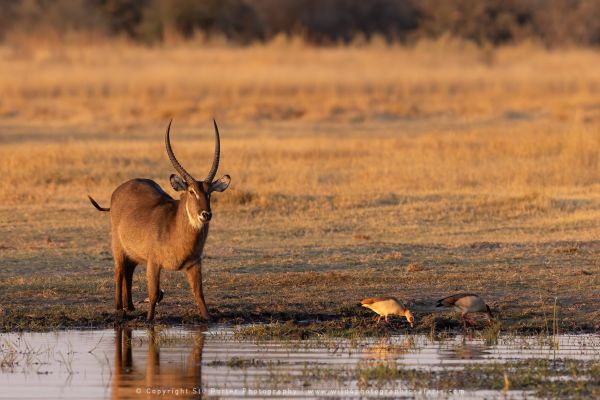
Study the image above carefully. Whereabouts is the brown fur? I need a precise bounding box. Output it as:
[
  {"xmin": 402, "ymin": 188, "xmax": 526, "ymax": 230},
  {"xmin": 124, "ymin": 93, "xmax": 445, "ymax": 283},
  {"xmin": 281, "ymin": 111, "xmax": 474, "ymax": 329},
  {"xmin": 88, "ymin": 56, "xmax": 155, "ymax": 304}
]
[
  {"xmin": 113, "ymin": 326, "xmax": 204, "ymax": 398},
  {"xmin": 89, "ymin": 121, "xmax": 230, "ymax": 321}
]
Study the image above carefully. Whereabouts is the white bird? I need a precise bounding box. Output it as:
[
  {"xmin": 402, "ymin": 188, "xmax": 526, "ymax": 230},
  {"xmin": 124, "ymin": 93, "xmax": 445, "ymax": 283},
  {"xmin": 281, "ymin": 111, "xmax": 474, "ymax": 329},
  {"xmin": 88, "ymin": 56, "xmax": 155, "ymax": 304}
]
[
  {"xmin": 436, "ymin": 293, "xmax": 494, "ymax": 327},
  {"xmin": 360, "ymin": 297, "xmax": 414, "ymax": 327}
]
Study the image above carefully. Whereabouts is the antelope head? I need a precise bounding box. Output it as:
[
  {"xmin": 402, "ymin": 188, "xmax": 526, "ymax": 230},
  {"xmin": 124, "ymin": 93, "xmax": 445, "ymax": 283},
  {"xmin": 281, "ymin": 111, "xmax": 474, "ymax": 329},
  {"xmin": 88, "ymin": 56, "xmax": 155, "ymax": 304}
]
[{"xmin": 165, "ymin": 120, "xmax": 231, "ymax": 229}]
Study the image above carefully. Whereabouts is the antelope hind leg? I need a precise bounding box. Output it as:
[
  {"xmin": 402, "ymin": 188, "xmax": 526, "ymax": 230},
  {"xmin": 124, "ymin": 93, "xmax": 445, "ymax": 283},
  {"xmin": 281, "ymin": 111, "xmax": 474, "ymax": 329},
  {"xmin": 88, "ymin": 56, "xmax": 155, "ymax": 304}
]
[
  {"xmin": 112, "ymin": 247, "xmax": 127, "ymax": 317},
  {"xmin": 123, "ymin": 259, "xmax": 137, "ymax": 312}
]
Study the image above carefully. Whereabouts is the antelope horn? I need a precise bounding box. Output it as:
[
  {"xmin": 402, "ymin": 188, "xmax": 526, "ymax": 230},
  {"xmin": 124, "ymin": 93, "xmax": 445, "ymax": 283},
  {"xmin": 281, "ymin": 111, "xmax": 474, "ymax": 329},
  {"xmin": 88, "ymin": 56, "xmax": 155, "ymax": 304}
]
[
  {"xmin": 205, "ymin": 119, "xmax": 220, "ymax": 182},
  {"xmin": 165, "ymin": 119, "xmax": 194, "ymax": 183}
]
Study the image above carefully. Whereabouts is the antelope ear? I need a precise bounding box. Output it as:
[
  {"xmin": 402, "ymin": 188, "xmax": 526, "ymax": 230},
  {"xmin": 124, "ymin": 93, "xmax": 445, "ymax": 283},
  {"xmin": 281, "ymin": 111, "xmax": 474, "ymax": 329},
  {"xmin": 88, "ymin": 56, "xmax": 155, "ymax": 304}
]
[
  {"xmin": 170, "ymin": 174, "xmax": 188, "ymax": 191},
  {"xmin": 211, "ymin": 175, "xmax": 231, "ymax": 192}
]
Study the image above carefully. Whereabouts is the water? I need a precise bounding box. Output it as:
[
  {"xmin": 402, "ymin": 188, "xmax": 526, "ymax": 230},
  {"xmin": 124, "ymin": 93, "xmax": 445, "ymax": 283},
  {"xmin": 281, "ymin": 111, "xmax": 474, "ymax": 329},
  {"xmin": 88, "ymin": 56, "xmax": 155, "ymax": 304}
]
[{"xmin": 1, "ymin": 327, "xmax": 599, "ymax": 399}]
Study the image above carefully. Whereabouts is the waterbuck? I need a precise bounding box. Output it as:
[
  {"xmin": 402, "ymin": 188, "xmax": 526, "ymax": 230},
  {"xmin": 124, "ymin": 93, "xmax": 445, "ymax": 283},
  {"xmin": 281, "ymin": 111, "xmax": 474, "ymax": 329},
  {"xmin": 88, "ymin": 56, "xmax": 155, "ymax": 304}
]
[{"xmin": 88, "ymin": 120, "xmax": 230, "ymax": 321}]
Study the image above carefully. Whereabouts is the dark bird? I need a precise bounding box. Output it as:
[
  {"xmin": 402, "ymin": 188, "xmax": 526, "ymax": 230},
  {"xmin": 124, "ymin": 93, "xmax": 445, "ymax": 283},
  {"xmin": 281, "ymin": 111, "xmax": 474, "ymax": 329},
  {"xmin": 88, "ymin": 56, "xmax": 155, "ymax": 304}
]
[{"xmin": 436, "ymin": 293, "xmax": 494, "ymax": 328}]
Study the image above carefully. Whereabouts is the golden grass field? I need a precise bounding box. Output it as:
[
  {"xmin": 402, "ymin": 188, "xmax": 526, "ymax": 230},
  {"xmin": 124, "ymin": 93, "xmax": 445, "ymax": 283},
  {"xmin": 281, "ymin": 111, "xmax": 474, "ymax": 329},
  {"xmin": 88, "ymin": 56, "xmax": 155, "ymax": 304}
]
[{"xmin": 1, "ymin": 39, "xmax": 600, "ymax": 332}]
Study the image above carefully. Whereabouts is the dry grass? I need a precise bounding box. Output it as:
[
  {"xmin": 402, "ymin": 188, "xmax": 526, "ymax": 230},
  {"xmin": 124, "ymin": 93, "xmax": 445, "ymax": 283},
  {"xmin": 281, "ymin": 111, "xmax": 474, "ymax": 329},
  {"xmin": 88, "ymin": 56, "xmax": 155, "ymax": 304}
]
[
  {"xmin": 1, "ymin": 38, "xmax": 600, "ymax": 126},
  {"xmin": 1, "ymin": 39, "xmax": 600, "ymax": 332}
]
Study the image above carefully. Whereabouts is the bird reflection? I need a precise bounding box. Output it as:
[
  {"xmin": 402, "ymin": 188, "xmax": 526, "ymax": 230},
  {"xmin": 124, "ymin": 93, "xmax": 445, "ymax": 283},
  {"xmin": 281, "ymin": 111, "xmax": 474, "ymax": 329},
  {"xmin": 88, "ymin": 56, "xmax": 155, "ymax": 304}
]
[
  {"xmin": 112, "ymin": 326, "xmax": 205, "ymax": 399},
  {"xmin": 439, "ymin": 338, "xmax": 490, "ymax": 360},
  {"xmin": 364, "ymin": 337, "xmax": 416, "ymax": 360}
]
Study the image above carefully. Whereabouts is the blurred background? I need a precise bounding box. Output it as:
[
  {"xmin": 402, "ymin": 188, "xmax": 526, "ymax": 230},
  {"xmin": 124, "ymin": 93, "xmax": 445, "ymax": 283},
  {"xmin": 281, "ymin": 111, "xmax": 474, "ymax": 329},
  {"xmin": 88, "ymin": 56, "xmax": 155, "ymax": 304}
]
[
  {"xmin": 1, "ymin": 0, "xmax": 600, "ymax": 331},
  {"xmin": 2, "ymin": 0, "xmax": 600, "ymax": 47},
  {"xmin": 1, "ymin": 0, "xmax": 599, "ymax": 218}
]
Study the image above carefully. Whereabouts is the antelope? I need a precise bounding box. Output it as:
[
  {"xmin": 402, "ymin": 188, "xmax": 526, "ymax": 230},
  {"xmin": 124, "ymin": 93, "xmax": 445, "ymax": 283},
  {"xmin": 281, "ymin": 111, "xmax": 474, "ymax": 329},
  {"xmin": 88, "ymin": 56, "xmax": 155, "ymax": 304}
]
[{"xmin": 88, "ymin": 120, "xmax": 230, "ymax": 321}]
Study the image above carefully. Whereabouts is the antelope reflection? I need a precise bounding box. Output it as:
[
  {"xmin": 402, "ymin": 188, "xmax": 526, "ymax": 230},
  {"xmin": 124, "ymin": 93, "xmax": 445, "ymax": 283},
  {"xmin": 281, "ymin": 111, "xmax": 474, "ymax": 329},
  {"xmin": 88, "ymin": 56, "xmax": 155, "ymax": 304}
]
[{"xmin": 112, "ymin": 326, "xmax": 205, "ymax": 399}]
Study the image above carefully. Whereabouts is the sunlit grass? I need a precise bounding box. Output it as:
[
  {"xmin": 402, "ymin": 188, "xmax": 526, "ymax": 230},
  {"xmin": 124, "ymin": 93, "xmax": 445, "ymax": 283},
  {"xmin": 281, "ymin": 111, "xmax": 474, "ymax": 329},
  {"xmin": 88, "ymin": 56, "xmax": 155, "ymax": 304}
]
[{"xmin": 1, "ymin": 40, "xmax": 600, "ymax": 332}]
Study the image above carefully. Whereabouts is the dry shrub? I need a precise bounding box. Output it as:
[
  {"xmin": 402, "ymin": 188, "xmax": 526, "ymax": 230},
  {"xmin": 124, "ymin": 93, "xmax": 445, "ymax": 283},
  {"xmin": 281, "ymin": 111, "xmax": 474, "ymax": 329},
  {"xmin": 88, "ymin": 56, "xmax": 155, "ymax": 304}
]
[
  {"xmin": 353, "ymin": 234, "xmax": 371, "ymax": 241},
  {"xmin": 406, "ymin": 263, "xmax": 424, "ymax": 273},
  {"xmin": 382, "ymin": 252, "xmax": 403, "ymax": 261}
]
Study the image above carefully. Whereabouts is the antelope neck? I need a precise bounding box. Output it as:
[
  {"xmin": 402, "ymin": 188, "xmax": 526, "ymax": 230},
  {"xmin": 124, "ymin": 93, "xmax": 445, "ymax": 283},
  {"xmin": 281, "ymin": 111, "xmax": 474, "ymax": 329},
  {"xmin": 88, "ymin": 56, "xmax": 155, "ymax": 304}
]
[{"xmin": 184, "ymin": 197, "xmax": 202, "ymax": 230}]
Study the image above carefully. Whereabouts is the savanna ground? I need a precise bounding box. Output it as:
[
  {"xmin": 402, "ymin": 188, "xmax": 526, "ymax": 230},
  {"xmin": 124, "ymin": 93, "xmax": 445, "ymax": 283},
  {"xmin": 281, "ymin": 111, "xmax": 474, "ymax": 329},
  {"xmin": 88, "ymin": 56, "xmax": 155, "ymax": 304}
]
[{"xmin": 1, "ymin": 38, "xmax": 600, "ymax": 333}]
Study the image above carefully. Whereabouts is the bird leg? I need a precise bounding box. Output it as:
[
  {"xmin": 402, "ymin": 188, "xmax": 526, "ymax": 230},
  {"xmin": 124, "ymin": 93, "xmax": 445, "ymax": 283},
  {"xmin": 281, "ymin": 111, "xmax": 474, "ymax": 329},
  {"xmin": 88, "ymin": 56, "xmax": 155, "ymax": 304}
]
[
  {"xmin": 375, "ymin": 315, "xmax": 382, "ymax": 325},
  {"xmin": 464, "ymin": 315, "xmax": 477, "ymax": 326},
  {"xmin": 461, "ymin": 314, "xmax": 467, "ymax": 330},
  {"xmin": 384, "ymin": 316, "xmax": 389, "ymax": 324}
]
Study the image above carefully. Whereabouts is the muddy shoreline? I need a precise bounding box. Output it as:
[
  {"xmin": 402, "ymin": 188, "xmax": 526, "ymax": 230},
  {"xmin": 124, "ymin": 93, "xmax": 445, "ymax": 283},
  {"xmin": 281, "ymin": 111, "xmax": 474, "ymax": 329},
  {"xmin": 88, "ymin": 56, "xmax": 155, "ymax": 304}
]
[{"xmin": 2, "ymin": 308, "xmax": 598, "ymax": 336}]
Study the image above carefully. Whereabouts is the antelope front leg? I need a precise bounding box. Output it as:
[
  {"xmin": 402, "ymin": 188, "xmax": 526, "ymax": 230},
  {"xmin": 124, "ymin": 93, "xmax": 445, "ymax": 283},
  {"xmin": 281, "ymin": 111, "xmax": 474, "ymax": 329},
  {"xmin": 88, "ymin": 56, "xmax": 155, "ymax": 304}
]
[
  {"xmin": 146, "ymin": 262, "xmax": 161, "ymax": 321},
  {"xmin": 185, "ymin": 263, "xmax": 210, "ymax": 321}
]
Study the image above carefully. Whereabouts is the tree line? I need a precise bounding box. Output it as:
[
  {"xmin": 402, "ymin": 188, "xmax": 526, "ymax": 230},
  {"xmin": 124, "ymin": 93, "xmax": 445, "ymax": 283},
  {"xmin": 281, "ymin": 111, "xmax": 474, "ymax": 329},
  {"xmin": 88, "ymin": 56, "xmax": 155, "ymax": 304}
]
[{"xmin": 1, "ymin": 0, "xmax": 599, "ymax": 47}]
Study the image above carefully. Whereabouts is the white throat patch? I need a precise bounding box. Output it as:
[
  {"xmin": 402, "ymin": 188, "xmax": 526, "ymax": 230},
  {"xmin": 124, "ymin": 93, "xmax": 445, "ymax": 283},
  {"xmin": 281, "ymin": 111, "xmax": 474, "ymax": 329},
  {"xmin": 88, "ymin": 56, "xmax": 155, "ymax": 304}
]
[{"xmin": 186, "ymin": 200, "xmax": 202, "ymax": 230}]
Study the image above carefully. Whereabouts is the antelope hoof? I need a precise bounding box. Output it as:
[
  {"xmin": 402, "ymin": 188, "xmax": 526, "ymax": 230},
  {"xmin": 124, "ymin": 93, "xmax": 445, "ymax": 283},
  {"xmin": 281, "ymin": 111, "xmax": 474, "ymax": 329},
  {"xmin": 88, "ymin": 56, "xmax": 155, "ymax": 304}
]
[
  {"xmin": 199, "ymin": 313, "xmax": 211, "ymax": 322},
  {"xmin": 126, "ymin": 305, "xmax": 136, "ymax": 312}
]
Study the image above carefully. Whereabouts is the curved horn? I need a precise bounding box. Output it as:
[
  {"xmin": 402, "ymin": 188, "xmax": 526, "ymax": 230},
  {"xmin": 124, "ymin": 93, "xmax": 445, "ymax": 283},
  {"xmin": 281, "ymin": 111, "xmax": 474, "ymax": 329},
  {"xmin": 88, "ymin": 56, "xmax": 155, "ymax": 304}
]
[
  {"xmin": 165, "ymin": 119, "xmax": 194, "ymax": 183},
  {"xmin": 205, "ymin": 119, "xmax": 220, "ymax": 182}
]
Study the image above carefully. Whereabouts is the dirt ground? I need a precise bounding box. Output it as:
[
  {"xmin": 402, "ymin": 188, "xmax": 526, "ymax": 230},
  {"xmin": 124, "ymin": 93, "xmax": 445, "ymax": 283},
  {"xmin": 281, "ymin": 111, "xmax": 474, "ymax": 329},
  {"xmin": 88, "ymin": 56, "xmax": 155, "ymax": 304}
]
[{"xmin": 1, "ymin": 42, "xmax": 600, "ymax": 333}]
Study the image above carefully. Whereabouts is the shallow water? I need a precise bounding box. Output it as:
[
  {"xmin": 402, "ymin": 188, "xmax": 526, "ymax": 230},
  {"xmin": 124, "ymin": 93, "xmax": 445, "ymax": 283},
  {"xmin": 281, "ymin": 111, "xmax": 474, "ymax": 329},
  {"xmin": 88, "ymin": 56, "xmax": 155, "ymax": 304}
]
[{"xmin": 1, "ymin": 327, "xmax": 599, "ymax": 399}]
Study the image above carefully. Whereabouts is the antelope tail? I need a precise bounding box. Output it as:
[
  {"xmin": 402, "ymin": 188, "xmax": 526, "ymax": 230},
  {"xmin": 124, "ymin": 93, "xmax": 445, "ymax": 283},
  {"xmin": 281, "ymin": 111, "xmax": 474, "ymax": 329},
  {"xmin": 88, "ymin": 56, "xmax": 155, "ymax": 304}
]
[{"xmin": 87, "ymin": 195, "xmax": 110, "ymax": 212}]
